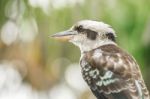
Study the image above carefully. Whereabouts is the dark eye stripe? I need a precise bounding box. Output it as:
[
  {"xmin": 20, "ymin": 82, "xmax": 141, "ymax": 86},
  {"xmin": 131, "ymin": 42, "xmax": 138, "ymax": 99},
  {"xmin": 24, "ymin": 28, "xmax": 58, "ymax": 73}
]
[
  {"xmin": 74, "ymin": 25, "xmax": 98, "ymax": 40},
  {"xmin": 106, "ymin": 33, "xmax": 116, "ymax": 42},
  {"xmin": 106, "ymin": 33, "xmax": 115, "ymax": 42},
  {"xmin": 86, "ymin": 29, "xmax": 98, "ymax": 40}
]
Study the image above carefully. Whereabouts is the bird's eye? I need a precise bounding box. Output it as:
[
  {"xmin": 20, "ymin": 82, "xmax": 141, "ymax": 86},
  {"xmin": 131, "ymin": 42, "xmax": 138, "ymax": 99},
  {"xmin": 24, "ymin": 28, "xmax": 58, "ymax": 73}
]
[{"xmin": 75, "ymin": 25, "xmax": 84, "ymax": 32}]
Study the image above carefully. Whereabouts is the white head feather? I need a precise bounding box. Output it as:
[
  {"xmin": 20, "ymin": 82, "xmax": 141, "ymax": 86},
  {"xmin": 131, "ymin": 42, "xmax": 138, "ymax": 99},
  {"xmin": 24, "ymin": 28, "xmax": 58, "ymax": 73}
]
[
  {"xmin": 69, "ymin": 20, "xmax": 117, "ymax": 53},
  {"xmin": 76, "ymin": 20, "xmax": 116, "ymax": 37}
]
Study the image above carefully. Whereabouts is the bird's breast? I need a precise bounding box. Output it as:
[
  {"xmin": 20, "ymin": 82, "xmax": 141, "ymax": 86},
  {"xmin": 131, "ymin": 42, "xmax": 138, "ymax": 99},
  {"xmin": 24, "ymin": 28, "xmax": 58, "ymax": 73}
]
[
  {"xmin": 80, "ymin": 58, "xmax": 126, "ymax": 96},
  {"xmin": 80, "ymin": 58, "xmax": 117, "ymax": 88}
]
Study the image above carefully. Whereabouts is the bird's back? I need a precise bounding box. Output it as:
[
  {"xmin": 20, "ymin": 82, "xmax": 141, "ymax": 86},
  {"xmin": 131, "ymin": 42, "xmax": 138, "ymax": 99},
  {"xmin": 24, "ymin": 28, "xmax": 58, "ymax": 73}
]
[{"xmin": 80, "ymin": 44, "xmax": 149, "ymax": 99}]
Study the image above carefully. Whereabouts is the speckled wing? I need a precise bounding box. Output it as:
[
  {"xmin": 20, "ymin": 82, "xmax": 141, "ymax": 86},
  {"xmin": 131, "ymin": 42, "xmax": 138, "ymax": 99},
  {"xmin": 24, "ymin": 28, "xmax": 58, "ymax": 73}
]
[{"xmin": 80, "ymin": 44, "xmax": 149, "ymax": 99}]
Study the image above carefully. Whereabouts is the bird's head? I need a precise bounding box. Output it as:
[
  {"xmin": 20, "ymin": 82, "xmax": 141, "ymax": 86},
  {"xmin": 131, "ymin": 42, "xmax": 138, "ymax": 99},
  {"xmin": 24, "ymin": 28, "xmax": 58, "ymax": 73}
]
[{"xmin": 51, "ymin": 20, "xmax": 117, "ymax": 52}]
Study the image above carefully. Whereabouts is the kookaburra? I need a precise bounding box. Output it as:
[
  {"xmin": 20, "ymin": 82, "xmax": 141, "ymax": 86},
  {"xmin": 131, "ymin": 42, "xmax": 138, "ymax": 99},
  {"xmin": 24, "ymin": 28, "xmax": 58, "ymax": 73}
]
[{"xmin": 51, "ymin": 20, "xmax": 149, "ymax": 99}]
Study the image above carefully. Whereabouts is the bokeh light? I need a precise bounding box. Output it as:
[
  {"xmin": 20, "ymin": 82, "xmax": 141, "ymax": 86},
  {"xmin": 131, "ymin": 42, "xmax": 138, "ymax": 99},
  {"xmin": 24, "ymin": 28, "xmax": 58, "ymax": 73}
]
[
  {"xmin": 49, "ymin": 84, "xmax": 76, "ymax": 99},
  {"xmin": 0, "ymin": 0, "xmax": 149, "ymax": 99},
  {"xmin": 1, "ymin": 20, "xmax": 18, "ymax": 45},
  {"xmin": 65, "ymin": 64, "xmax": 88, "ymax": 92}
]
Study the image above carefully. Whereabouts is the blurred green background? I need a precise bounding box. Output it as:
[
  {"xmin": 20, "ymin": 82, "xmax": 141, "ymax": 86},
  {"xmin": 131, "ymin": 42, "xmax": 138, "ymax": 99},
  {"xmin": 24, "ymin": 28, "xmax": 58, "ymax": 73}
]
[{"xmin": 0, "ymin": 0, "xmax": 150, "ymax": 99}]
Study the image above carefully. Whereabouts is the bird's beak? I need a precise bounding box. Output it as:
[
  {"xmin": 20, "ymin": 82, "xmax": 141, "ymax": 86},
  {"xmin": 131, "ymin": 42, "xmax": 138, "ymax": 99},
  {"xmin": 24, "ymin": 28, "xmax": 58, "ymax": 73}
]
[{"xmin": 50, "ymin": 30, "xmax": 77, "ymax": 41}]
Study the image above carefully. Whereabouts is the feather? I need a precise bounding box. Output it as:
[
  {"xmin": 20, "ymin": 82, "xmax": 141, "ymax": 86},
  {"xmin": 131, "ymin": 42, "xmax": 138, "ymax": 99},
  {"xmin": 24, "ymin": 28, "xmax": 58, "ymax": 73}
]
[{"xmin": 80, "ymin": 44, "xmax": 149, "ymax": 99}]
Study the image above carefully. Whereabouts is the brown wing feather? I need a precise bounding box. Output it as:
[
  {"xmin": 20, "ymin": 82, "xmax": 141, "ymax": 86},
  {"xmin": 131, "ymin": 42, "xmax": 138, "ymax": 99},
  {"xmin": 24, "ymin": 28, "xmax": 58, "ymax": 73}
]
[{"xmin": 80, "ymin": 44, "xmax": 149, "ymax": 99}]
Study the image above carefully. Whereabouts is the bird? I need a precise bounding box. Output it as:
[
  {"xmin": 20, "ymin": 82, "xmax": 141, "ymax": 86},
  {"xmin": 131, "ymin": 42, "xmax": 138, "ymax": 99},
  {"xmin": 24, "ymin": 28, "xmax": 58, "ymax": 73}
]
[{"xmin": 51, "ymin": 20, "xmax": 150, "ymax": 99}]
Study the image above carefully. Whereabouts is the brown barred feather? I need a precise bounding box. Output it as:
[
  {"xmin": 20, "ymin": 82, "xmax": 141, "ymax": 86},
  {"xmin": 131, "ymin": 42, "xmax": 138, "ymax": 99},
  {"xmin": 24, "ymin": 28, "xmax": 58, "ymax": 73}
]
[{"xmin": 80, "ymin": 44, "xmax": 149, "ymax": 99}]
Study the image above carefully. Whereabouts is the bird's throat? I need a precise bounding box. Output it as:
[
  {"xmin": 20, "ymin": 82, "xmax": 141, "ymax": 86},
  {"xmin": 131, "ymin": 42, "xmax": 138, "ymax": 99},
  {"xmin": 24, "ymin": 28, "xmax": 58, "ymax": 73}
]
[{"xmin": 78, "ymin": 40, "xmax": 117, "ymax": 53}]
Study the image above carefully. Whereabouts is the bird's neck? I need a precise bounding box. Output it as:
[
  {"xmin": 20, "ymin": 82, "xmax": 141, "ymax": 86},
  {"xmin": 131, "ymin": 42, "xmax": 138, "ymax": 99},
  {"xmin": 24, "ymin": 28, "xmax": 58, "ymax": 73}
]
[{"xmin": 79, "ymin": 40, "xmax": 117, "ymax": 54}]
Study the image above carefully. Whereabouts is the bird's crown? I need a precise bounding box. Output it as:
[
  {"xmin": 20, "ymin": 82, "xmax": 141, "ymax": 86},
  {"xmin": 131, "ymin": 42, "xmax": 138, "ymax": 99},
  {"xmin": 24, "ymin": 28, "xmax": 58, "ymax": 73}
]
[
  {"xmin": 74, "ymin": 20, "xmax": 115, "ymax": 35},
  {"xmin": 72, "ymin": 20, "xmax": 116, "ymax": 41}
]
